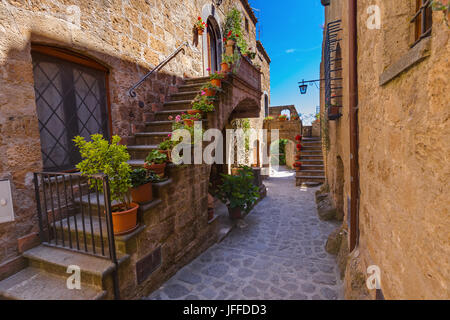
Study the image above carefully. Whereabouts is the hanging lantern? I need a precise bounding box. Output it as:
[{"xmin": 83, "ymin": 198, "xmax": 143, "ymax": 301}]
[{"xmin": 299, "ymin": 81, "xmax": 308, "ymax": 94}]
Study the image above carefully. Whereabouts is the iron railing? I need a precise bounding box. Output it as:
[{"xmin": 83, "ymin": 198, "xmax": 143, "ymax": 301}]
[
  {"xmin": 128, "ymin": 41, "xmax": 189, "ymax": 98},
  {"xmin": 33, "ymin": 172, "xmax": 120, "ymax": 299},
  {"xmin": 324, "ymin": 20, "xmax": 343, "ymax": 120}
]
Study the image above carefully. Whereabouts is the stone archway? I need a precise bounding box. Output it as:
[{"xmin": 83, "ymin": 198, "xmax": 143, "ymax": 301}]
[{"xmin": 263, "ymin": 106, "xmax": 302, "ymax": 176}]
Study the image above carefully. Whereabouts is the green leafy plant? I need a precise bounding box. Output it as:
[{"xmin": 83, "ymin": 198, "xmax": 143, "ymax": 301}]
[
  {"xmin": 222, "ymin": 52, "xmax": 240, "ymax": 65},
  {"xmin": 278, "ymin": 114, "xmax": 288, "ymax": 120},
  {"xmin": 158, "ymin": 138, "xmax": 178, "ymax": 151},
  {"xmin": 130, "ymin": 168, "xmax": 150, "ymax": 188},
  {"xmin": 145, "ymin": 150, "xmax": 167, "ymax": 165},
  {"xmin": 73, "ymin": 134, "xmax": 132, "ymax": 208},
  {"xmin": 224, "ymin": 8, "xmax": 247, "ymax": 52},
  {"xmin": 216, "ymin": 166, "xmax": 259, "ymax": 214},
  {"xmin": 192, "ymin": 95, "xmax": 215, "ymax": 113},
  {"xmin": 195, "ymin": 17, "xmax": 207, "ymax": 31},
  {"xmin": 264, "ymin": 116, "xmax": 274, "ymax": 121},
  {"xmin": 210, "ymin": 72, "xmax": 225, "ymax": 80}
]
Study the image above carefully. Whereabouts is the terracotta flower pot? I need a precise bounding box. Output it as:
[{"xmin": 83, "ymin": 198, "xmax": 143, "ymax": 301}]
[
  {"xmin": 228, "ymin": 206, "xmax": 242, "ymax": 220},
  {"xmin": 131, "ymin": 183, "xmax": 153, "ymax": 204},
  {"xmin": 111, "ymin": 203, "xmax": 139, "ymax": 235},
  {"xmin": 211, "ymin": 79, "xmax": 221, "ymax": 88},
  {"xmin": 231, "ymin": 168, "xmax": 242, "ymax": 176},
  {"xmin": 279, "ymin": 118, "xmax": 287, "ymax": 121},
  {"xmin": 221, "ymin": 62, "xmax": 230, "ymax": 73},
  {"xmin": 187, "ymin": 109, "xmax": 202, "ymax": 116},
  {"xmin": 197, "ymin": 28, "xmax": 204, "ymax": 36},
  {"xmin": 295, "ymin": 155, "xmax": 301, "ymax": 161},
  {"xmin": 183, "ymin": 119, "xmax": 194, "ymax": 127},
  {"xmin": 205, "ymin": 88, "xmax": 216, "ymax": 97},
  {"xmin": 145, "ymin": 162, "xmax": 166, "ymax": 178},
  {"xmin": 159, "ymin": 149, "xmax": 172, "ymax": 162}
]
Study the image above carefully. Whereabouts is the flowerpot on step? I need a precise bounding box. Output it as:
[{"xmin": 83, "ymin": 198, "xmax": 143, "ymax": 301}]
[
  {"xmin": 205, "ymin": 89, "xmax": 216, "ymax": 97},
  {"xmin": 187, "ymin": 109, "xmax": 202, "ymax": 116},
  {"xmin": 145, "ymin": 162, "xmax": 167, "ymax": 178},
  {"xmin": 183, "ymin": 119, "xmax": 194, "ymax": 127},
  {"xmin": 131, "ymin": 183, "xmax": 153, "ymax": 204},
  {"xmin": 211, "ymin": 79, "xmax": 221, "ymax": 87},
  {"xmin": 111, "ymin": 203, "xmax": 139, "ymax": 235},
  {"xmin": 221, "ymin": 62, "xmax": 230, "ymax": 73}
]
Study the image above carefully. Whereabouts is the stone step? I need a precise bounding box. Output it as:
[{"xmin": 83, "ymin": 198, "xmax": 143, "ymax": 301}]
[
  {"xmin": 300, "ymin": 155, "xmax": 323, "ymax": 160},
  {"xmin": 178, "ymin": 83, "xmax": 205, "ymax": 93},
  {"xmin": 183, "ymin": 77, "xmax": 210, "ymax": 85},
  {"xmin": 145, "ymin": 120, "xmax": 174, "ymax": 132},
  {"xmin": 295, "ymin": 175, "xmax": 325, "ymax": 183},
  {"xmin": 170, "ymin": 91, "xmax": 199, "ymax": 102},
  {"xmin": 300, "ymin": 159, "xmax": 324, "ymax": 165},
  {"xmin": 127, "ymin": 145, "xmax": 158, "ymax": 160},
  {"xmin": 300, "ymin": 150, "xmax": 322, "ymax": 154},
  {"xmin": 297, "ymin": 170, "xmax": 325, "ymax": 177},
  {"xmin": 154, "ymin": 109, "xmax": 194, "ymax": 122},
  {"xmin": 163, "ymin": 100, "xmax": 193, "ymax": 111},
  {"xmin": 23, "ymin": 245, "xmax": 119, "ymax": 291},
  {"xmin": 301, "ymin": 145, "xmax": 322, "ymax": 151},
  {"xmin": 302, "ymin": 137, "xmax": 321, "ymax": 141},
  {"xmin": 0, "ymin": 267, "xmax": 107, "ymax": 300},
  {"xmin": 301, "ymin": 164, "xmax": 324, "ymax": 170},
  {"xmin": 135, "ymin": 132, "xmax": 171, "ymax": 145}
]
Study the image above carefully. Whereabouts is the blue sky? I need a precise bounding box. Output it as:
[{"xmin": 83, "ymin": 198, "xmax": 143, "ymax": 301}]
[{"xmin": 249, "ymin": 0, "xmax": 324, "ymax": 124}]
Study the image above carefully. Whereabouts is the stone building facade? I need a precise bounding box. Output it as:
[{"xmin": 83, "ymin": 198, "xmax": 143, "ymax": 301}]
[
  {"xmin": 320, "ymin": 0, "xmax": 449, "ymax": 299},
  {"xmin": 0, "ymin": 0, "xmax": 270, "ymax": 299}
]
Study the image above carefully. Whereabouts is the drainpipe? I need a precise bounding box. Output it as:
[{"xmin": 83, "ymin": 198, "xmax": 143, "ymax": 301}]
[{"xmin": 348, "ymin": 0, "xmax": 359, "ymax": 252}]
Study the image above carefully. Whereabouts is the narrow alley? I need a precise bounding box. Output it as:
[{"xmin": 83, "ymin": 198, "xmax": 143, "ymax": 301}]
[{"xmin": 148, "ymin": 168, "xmax": 342, "ymax": 300}]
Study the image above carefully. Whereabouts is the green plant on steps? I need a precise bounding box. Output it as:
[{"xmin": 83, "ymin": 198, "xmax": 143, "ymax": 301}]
[
  {"xmin": 73, "ymin": 134, "xmax": 132, "ymax": 210},
  {"xmin": 131, "ymin": 168, "xmax": 160, "ymax": 188},
  {"xmin": 145, "ymin": 149, "xmax": 167, "ymax": 165},
  {"xmin": 209, "ymin": 72, "xmax": 225, "ymax": 80},
  {"xmin": 192, "ymin": 95, "xmax": 215, "ymax": 113},
  {"xmin": 216, "ymin": 166, "xmax": 260, "ymax": 214}
]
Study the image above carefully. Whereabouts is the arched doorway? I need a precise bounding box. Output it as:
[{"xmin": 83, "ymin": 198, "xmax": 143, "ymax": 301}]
[{"xmin": 206, "ymin": 17, "xmax": 222, "ymax": 74}]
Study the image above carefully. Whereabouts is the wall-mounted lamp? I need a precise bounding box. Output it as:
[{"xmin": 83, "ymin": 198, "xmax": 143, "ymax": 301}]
[{"xmin": 298, "ymin": 79, "xmax": 324, "ymax": 95}]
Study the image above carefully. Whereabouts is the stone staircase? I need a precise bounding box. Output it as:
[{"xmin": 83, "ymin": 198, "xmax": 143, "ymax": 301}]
[
  {"xmin": 0, "ymin": 77, "xmax": 212, "ymax": 300},
  {"xmin": 296, "ymin": 137, "xmax": 325, "ymax": 187},
  {"xmin": 127, "ymin": 76, "xmax": 209, "ymax": 168}
]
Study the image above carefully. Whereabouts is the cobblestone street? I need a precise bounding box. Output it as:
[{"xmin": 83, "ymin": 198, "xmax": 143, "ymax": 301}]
[{"xmin": 148, "ymin": 168, "xmax": 343, "ymax": 300}]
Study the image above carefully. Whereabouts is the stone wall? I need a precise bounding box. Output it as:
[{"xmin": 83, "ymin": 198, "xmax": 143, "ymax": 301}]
[
  {"xmin": 321, "ymin": 0, "xmax": 450, "ymax": 299},
  {"xmin": 0, "ymin": 0, "xmax": 269, "ymax": 271}
]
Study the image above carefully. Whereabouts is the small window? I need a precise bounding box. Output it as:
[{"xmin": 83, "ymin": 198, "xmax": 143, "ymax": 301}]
[
  {"xmin": 245, "ymin": 17, "xmax": 249, "ymax": 33},
  {"xmin": 411, "ymin": 0, "xmax": 432, "ymax": 46}
]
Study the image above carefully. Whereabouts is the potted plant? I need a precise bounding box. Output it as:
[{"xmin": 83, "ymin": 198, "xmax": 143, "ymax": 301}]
[
  {"xmin": 295, "ymin": 154, "xmax": 301, "ymax": 161},
  {"xmin": 216, "ymin": 166, "xmax": 260, "ymax": 220},
  {"xmin": 221, "ymin": 54, "xmax": 236, "ymax": 73},
  {"xmin": 130, "ymin": 168, "xmax": 157, "ymax": 204},
  {"xmin": 294, "ymin": 162, "xmax": 302, "ymax": 171},
  {"xmin": 145, "ymin": 150, "xmax": 168, "ymax": 178},
  {"xmin": 73, "ymin": 134, "xmax": 138, "ymax": 236},
  {"xmin": 295, "ymin": 134, "xmax": 302, "ymax": 141},
  {"xmin": 158, "ymin": 136, "xmax": 176, "ymax": 163},
  {"xmin": 291, "ymin": 115, "xmax": 300, "ymax": 121},
  {"xmin": 279, "ymin": 114, "xmax": 288, "ymax": 121},
  {"xmin": 210, "ymin": 71, "xmax": 224, "ymax": 87},
  {"xmin": 180, "ymin": 112, "xmax": 202, "ymax": 127},
  {"xmin": 264, "ymin": 116, "xmax": 274, "ymax": 121},
  {"xmin": 195, "ymin": 17, "xmax": 207, "ymax": 35},
  {"xmin": 201, "ymin": 82, "xmax": 220, "ymax": 97},
  {"xmin": 297, "ymin": 143, "xmax": 302, "ymax": 151},
  {"xmin": 192, "ymin": 95, "xmax": 215, "ymax": 114}
]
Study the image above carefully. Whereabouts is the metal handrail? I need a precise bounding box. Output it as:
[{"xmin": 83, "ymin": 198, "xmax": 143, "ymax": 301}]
[{"xmin": 128, "ymin": 41, "xmax": 189, "ymax": 98}]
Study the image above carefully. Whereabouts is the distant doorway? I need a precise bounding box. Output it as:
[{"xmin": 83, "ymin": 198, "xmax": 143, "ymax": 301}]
[{"xmin": 207, "ymin": 17, "xmax": 221, "ymax": 73}]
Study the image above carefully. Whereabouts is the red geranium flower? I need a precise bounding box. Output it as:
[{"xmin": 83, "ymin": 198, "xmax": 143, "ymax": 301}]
[
  {"xmin": 297, "ymin": 144, "xmax": 302, "ymax": 150},
  {"xmin": 198, "ymin": 17, "xmax": 201, "ymax": 20},
  {"xmin": 227, "ymin": 31, "xmax": 232, "ymax": 36},
  {"xmin": 295, "ymin": 135, "xmax": 302, "ymax": 141}
]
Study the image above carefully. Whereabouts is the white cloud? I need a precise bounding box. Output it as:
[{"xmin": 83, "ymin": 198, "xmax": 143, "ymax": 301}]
[{"xmin": 285, "ymin": 49, "xmax": 296, "ymax": 54}]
